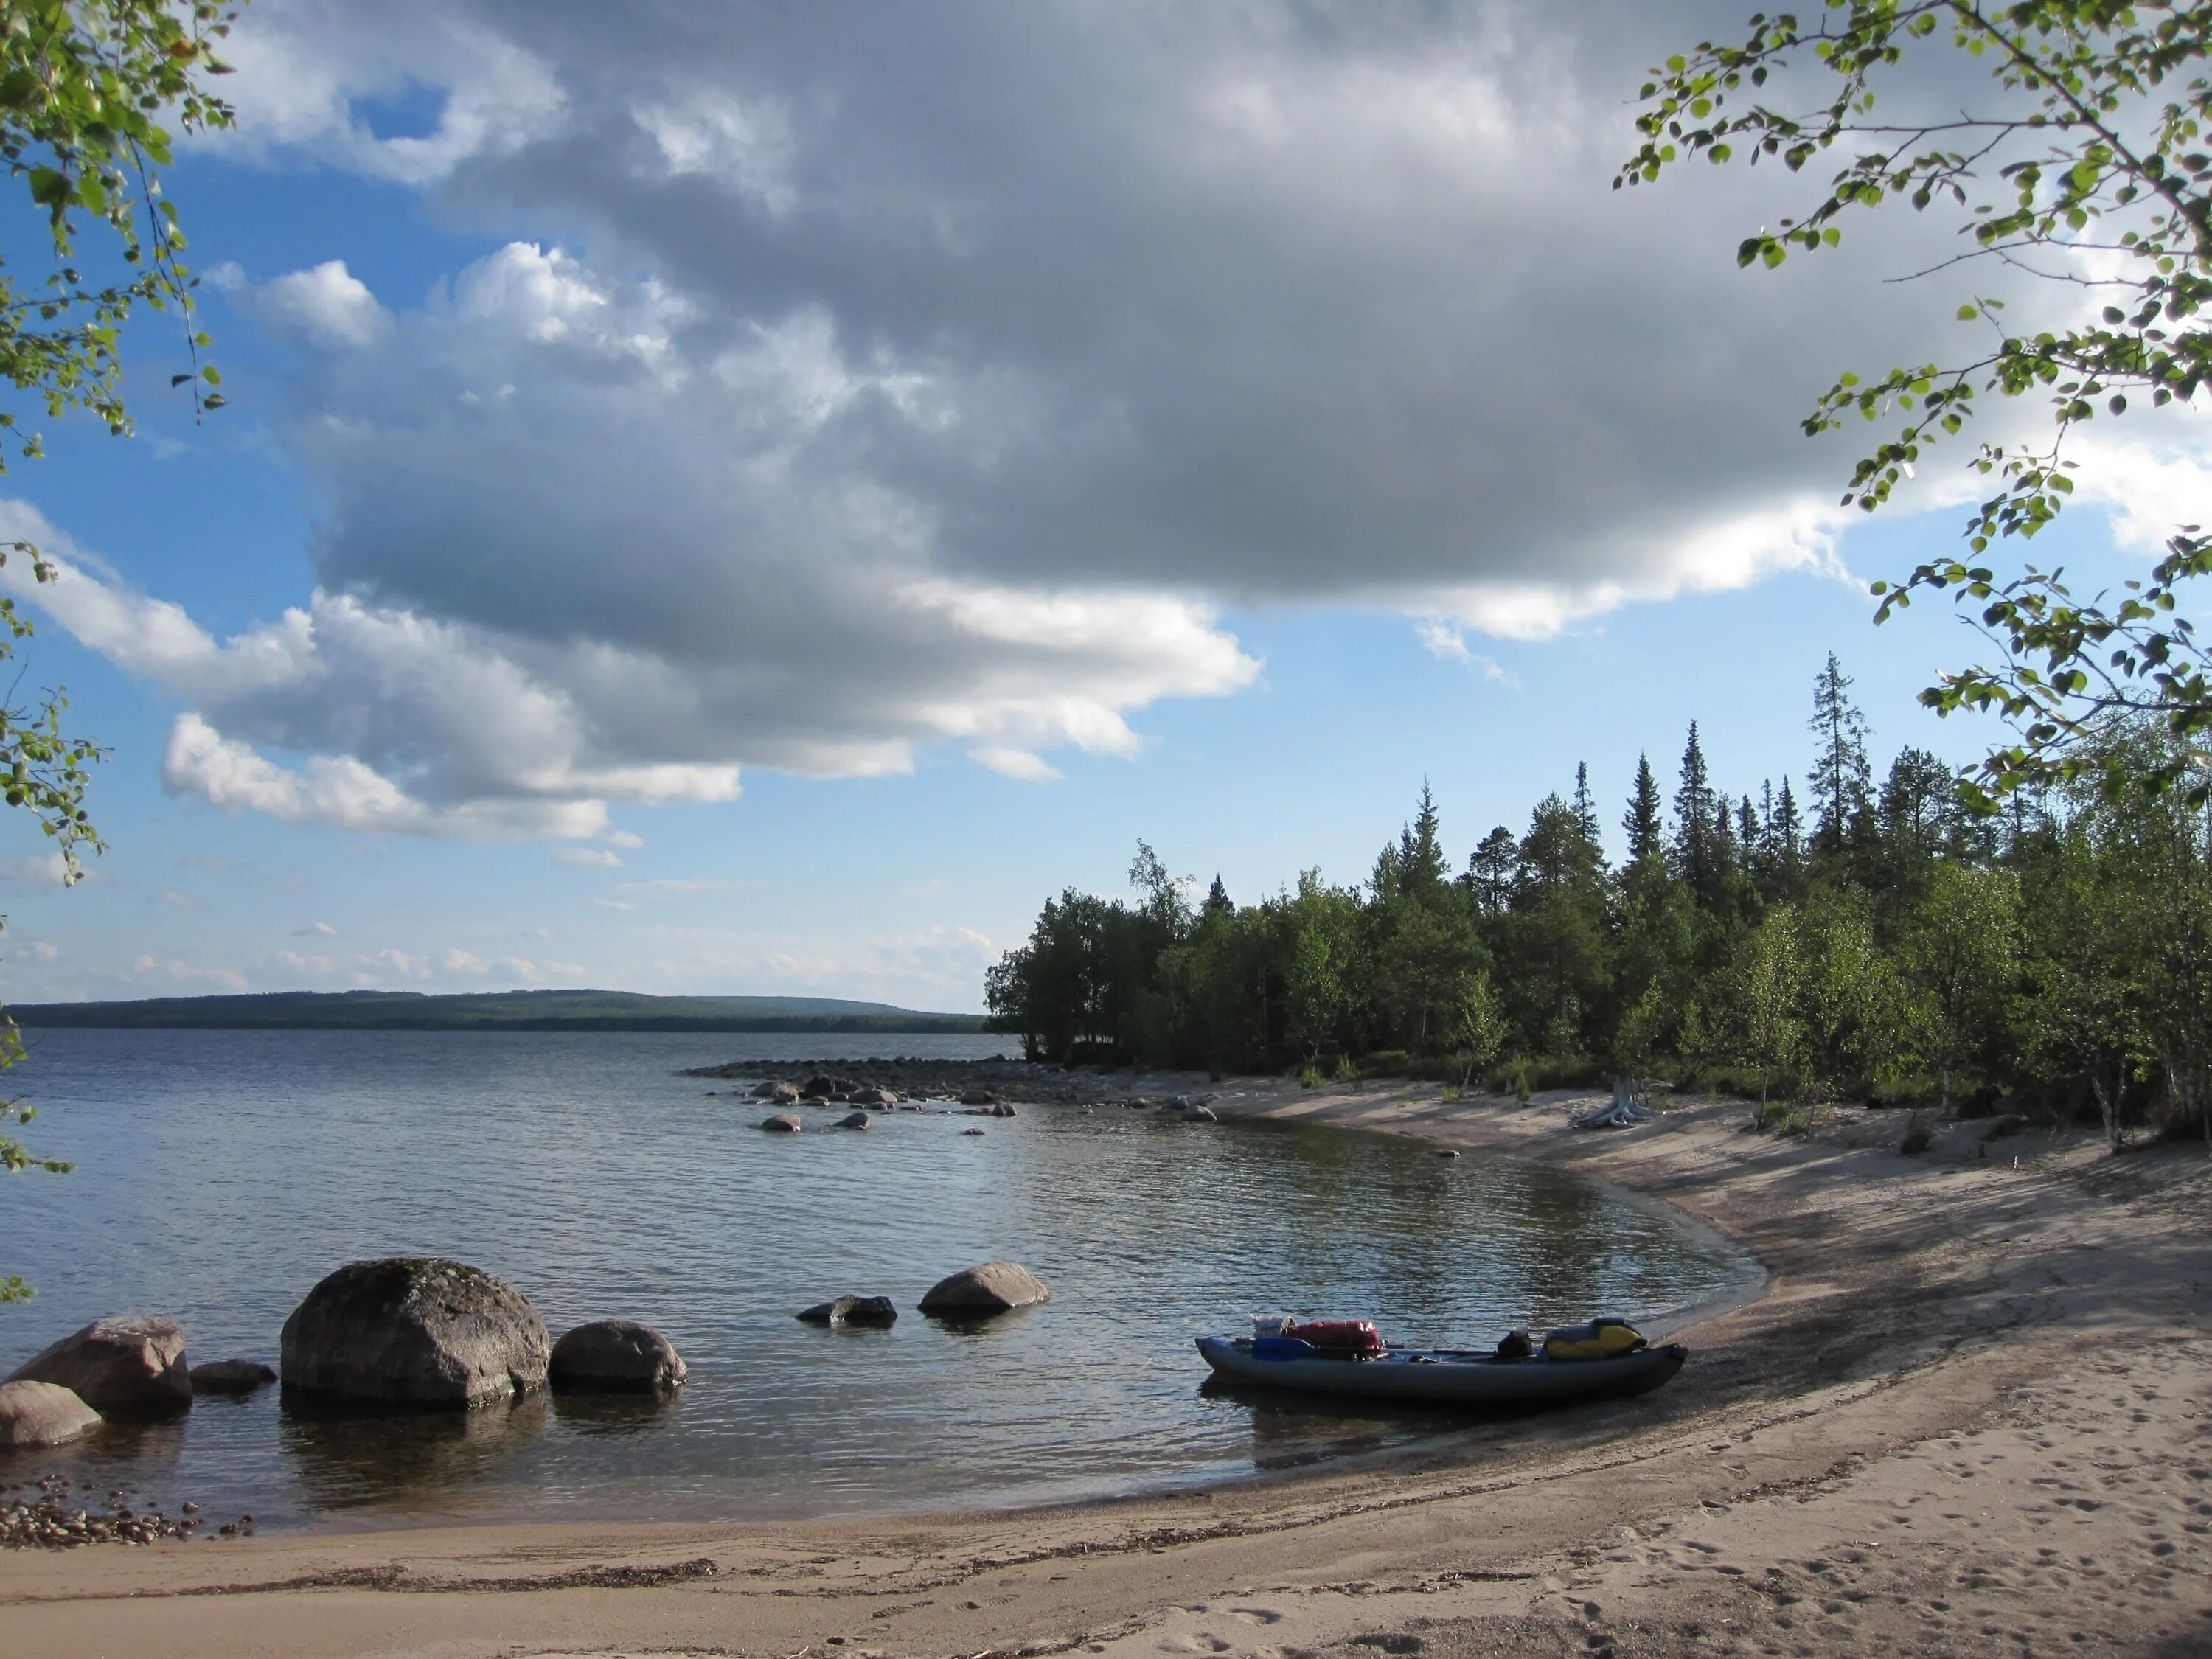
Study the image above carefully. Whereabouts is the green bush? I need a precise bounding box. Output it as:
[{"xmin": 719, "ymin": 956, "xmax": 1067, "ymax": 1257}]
[{"xmin": 1298, "ymin": 1062, "xmax": 1324, "ymax": 1089}]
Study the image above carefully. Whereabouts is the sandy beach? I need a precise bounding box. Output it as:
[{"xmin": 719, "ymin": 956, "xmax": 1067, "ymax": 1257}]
[{"xmin": 3, "ymin": 1080, "xmax": 2207, "ymax": 1658}]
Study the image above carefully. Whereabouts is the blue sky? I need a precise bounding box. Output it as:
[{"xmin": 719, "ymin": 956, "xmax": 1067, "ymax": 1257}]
[{"xmin": 0, "ymin": 2, "xmax": 2199, "ymax": 1012}]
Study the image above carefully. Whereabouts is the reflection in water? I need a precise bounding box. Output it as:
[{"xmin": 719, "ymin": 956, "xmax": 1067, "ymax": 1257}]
[
  {"xmin": 1, "ymin": 1029, "xmax": 1759, "ymax": 1529},
  {"xmin": 280, "ymin": 1394, "xmax": 547, "ymax": 1510},
  {"xmin": 548, "ymin": 1388, "xmax": 685, "ymax": 1438}
]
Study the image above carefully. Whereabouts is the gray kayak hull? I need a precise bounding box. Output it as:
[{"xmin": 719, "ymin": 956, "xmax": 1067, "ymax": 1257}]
[{"xmin": 1194, "ymin": 1335, "xmax": 1686, "ymax": 1408}]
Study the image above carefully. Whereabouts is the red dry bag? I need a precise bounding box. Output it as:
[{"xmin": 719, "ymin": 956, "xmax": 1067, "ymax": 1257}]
[{"xmin": 1282, "ymin": 1319, "xmax": 1385, "ymax": 1356}]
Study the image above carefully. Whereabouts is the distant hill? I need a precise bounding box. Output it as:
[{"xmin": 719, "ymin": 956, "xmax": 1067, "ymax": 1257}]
[{"xmin": 6, "ymin": 989, "xmax": 989, "ymax": 1033}]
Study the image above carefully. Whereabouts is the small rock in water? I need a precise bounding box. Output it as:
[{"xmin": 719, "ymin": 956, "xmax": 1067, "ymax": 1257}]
[
  {"xmin": 918, "ymin": 1262, "xmax": 1050, "ymax": 1315},
  {"xmin": 796, "ymin": 1295, "xmax": 898, "ymax": 1327},
  {"xmin": 962, "ymin": 1127, "xmax": 987, "ymax": 1136},
  {"xmin": 834, "ymin": 1110, "xmax": 872, "ymax": 1130},
  {"xmin": 548, "ymin": 1320, "xmax": 686, "ymax": 1393},
  {"xmin": 759, "ymin": 1113, "xmax": 804, "ymax": 1133},
  {"xmin": 189, "ymin": 1359, "xmax": 277, "ymax": 1395}
]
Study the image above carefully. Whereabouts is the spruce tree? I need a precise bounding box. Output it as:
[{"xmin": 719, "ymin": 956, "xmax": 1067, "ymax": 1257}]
[
  {"xmin": 1624, "ymin": 754, "xmax": 1666, "ymax": 867},
  {"xmin": 1809, "ymin": 653, "xmax": 1872, "ymax": 860},
  {"xmin": 1672, "ymin": 723, "xmax": 1717, "ymax": 897},
  {"xmin": 1204, "ymin": 874, "xmax": 1234, "ymax": 917},
  {"xmin": 1399, "ymin": 782, "xmax": 1450, "ymax": 906},
  {"xmin": 1711, "ymin": 796, "xmax": 1738, "ymax": 886},
  {"xmin": 1573, "ymin": 762, "xmax": 1601, "ymax": 846}
]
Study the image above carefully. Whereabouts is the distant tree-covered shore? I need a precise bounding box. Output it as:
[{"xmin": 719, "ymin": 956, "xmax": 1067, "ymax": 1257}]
[
  {"xmin": 987, "ymin": 656, "xmax": 2212, "ymax": 1149},
  {"xmin": 10, "ymin": 989, "xmax": 987, "ymax": 1034}
]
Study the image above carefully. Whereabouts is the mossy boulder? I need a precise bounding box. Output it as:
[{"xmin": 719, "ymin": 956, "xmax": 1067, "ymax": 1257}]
[{"xmin": 280, "ymin": 1259, "xmax": 549, "ymax": 1409}]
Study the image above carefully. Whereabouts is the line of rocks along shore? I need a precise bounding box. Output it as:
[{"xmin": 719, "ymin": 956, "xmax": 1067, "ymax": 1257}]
[{"xmin": 678, "ymin": 1054, "xmax": 1220, "ymax": 1110}]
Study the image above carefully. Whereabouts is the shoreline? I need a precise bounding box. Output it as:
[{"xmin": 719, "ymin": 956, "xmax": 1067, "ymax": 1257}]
[{"xmin": 4, "ymin": 1076, "xmax": 2208, "ymax": 1655}]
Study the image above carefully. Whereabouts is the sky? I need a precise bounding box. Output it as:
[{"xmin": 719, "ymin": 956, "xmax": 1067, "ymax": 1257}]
[{"xmin": 0, "ymin": 0, "xmax": 2203, "ymax": 1014}]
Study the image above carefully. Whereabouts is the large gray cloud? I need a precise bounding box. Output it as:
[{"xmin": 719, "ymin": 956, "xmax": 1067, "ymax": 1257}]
[{"xmin": 19, "ymin": 0, "xmax": 2143, "ymax": 835}]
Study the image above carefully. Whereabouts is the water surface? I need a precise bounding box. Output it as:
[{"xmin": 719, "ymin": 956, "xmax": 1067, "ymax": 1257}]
[{"xmin": 0, "ymin": 1029, "xmax": 1756, "ymax": 1528}]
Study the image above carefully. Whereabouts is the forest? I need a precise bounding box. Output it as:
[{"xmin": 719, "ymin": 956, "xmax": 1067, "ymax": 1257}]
[{"xmin": 984, "ymin": 656, "xmax": 2212, "ymax": 1147}]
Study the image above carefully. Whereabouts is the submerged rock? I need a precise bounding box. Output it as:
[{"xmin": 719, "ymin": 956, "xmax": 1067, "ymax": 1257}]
[
  {"xmin": 279, "ymin": 1258, "xmax": 549, "ymax": 1409},
  {"xmin": 918, "ymin": 1262, "xmax": 1050, "ymax": 1316},
  {"xmin": 0, "ymin": 1380, "xmax": 100, "ymax": 1446},
  {"xmin": 796, "ymin": 1295, "xmax": 898, "ymax": 1327},
  {"xmin": 759, "ymin": 1113, "xmax": 804, "ymax": 1133},
  {"xmin": 834, "ymin": 1110, "xmax": 872, "ymax": 1130},
  {"xmin": 189, "ymin": 1359, "xmax": 278, "ymax": 1394},
  {"xmin": 5, "ymin": 1315, "xmax": 192, "ymax": 1414},
  {"xmin": 548, "ymin": 1320, "xmax": 686, "ymax": 1394},
  {"xmin": 962, "ymin": 1126, "xmax": 987, "ymax": 1135}
]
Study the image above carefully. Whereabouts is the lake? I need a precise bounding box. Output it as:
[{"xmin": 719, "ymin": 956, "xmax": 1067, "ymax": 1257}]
[{"xmin": 0, "ymin": 1029, "xmax": 1756, "ymax": 1530}]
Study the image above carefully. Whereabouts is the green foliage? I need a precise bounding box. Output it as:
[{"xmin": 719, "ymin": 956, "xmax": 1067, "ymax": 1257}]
[
  {"xmin": 0, "ymin": 1, "xmax": 237, "ymax": 454},
  {"xmin": 1625, "ymin": 4, "xmax": 2212, "ymax": 806},
  {"xmin": 990, "ymin": 658, "xmax": 2202, "ymax": 1147},
  {"xmin": 0, "ymin": 0, "xmax": 230, "ymax": 1303}
]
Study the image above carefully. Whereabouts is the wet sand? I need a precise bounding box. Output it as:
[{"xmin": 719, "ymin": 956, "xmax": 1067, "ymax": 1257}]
[{"xmin": 2, "ymin": 1079, "xmax": 2207, "ymax": 1657}]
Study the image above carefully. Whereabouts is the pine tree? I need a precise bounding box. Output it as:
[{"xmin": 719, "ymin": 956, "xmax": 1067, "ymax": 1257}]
[
  {"xmin": 1204, "ymin": 874, "xmax": 1234, "ymax": 917},
  {"xmin": 1467, "ymin": 827, "xmax": 1518, "ymax": 921},
  {"xmin": 1623, "ymin": 754, "xmax": 1666, "ymax": 867},
  {"xmin": 1809, "ymin": 653, "xmax": 1872, "ymax": 860}
]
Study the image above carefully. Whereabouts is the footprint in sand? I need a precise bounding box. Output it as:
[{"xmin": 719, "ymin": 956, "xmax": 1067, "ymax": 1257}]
[{"xmin": 1230, "ymin": 1608, "xmax": 1287, "ymax": 1626}]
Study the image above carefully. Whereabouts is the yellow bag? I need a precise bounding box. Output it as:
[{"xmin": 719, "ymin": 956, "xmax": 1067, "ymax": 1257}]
[{"xmin": 1542, "ymin": 1317, "xmax": 1646, "ymax": 1361}]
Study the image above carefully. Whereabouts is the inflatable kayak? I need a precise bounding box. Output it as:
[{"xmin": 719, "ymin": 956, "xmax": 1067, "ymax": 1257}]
[{"xmin": 1194, "ymin": 1334, "xmax": 1687, "ymax": 1408}]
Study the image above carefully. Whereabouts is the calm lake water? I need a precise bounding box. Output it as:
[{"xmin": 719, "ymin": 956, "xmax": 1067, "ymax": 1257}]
[{"xmin": 0, "ymin": 1029, "xmax": 1756, "ymax": 1530}]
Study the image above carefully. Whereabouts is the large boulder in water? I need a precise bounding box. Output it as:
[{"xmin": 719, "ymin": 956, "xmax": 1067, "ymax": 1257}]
[
  {"xmin": 280, "ymin": 1259, "xmax": 549, "ymax": 1409},
  {"xmin": 5, "ymin": 1315, "xmax": 191, "ymax": 1413},
  {"xmin": 760, "ymin": 1113, "xmax": 804, "ymax": 1133},
  {"xmin": 918, "ymin": 1262, "xmax": 1051, "ymax": 1316},
  {"xmin": 0, "ymin": 1380, "xmax": 101, "ymax": 1445},
  {"xmin": 547, "ymin": 1320, "xmax": 686, "ymax": 1394}
]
